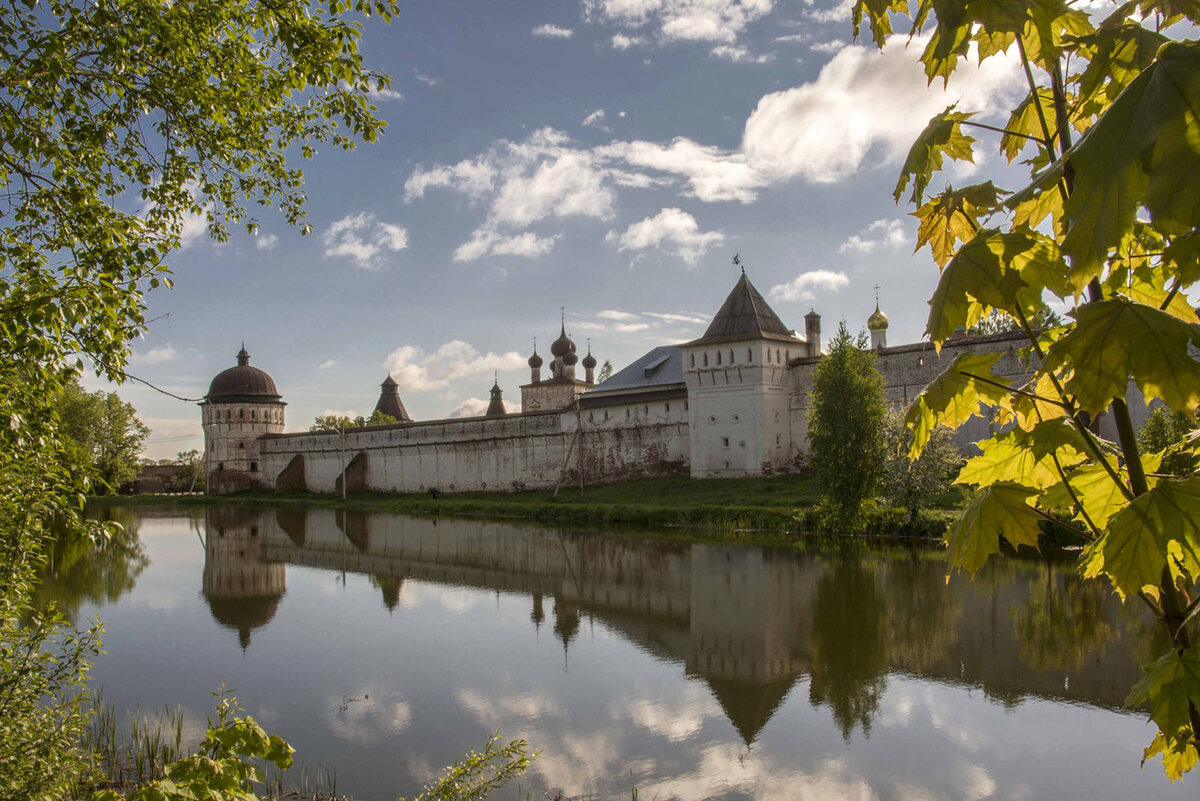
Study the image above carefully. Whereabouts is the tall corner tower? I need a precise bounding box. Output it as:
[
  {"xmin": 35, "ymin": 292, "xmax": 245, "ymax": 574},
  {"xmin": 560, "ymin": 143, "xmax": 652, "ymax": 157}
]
[
  {"xmin": 681, "ymin": 272, "xmax": 805, "ymax": 477},
  {"xmin": 201, "ymin": 345, "xmax": 286, "ymax": 494}
]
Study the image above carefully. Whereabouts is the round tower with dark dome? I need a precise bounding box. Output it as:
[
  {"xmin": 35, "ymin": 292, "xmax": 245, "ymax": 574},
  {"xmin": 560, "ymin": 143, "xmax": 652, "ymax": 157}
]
[{"xmin": 201, "ymin": 345, "xmax": 286, "ymax": 493}]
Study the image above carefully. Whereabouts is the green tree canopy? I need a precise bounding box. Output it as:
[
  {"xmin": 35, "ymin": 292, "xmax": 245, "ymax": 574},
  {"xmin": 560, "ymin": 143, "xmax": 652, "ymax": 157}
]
[
  {"xmin": 52, "ymin": 378, "xmax": 150, "ymax": 494},
  {"xmin": 854, "ymin": 0, "xmax": 1200, "ymax": 777},
  {"xmin": 310, "ymin": 409, "xmax": 397, "ymax": 431},
  {"xmin": 0, "ymin": 0, "xmax": 396, "ymax": 793},
  {"xmin": 807, "ymin": 322, "xmax": 886, "ymax": 532}
]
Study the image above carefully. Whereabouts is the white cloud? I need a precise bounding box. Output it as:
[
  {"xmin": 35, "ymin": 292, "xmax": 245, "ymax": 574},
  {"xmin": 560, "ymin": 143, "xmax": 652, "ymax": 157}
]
[
  {"xmin": 414, "ymin": 71, "xmax": 440, "ymax": 86},
  {"xmin": 611, "ymin": 32, "xmax": 646, "ymax": 49},
  {"xmin": 178, "ymin": 209, "xmax": 208, "ymax": 249},
  {"xmin": 806, "ymin": 0, "xmax": 855, "ymax": 23},
  {"xmin": 453, "ymin": 230, "xmax": 559, "ymax": 262},
  {"xmin": 643, "ymin": 311, "xmax": 708, "ymax": 324},
  {"xmin": 838, "ymin": 218, "xmax": 909, "ymax": 253},
  {"xmin": 606, "ymin": 207, "xmax": 724, "ymax": 265},
  {"xmin": 447, "ymin": 397, "xmax": 520, "ymax": 417},
  {"xmin": 368, "ymin": 83, "xmax": 404, "ymax": 102},
  {"xmin": 597, "ymin": 309, "xmax": 640, "ymax": 322},
  {"xmin": 585, "ymin": 0, "xmax": 774, "ymax": 45},
  {"xmin": 133, "ymin": 346, "xmax": 178, "ymax": 365},
  {"xmin": 255, "ymin": 233, "xmax": 279, "ymax": 251},
  {"xmin": 598, "ymin": 138, "xmax": 765, "ymax": 203},
  {"xmin": 322, "ymin": 212, "xmax": 409, "ymax": 269},
  {"xmin": 775, "ymin": 32, "xmax": 810, "ymax": 43},
  {"xmin": 318, "ymin": 359, "xmax": 336, "ymax": 370},
  {"xmin": 382, "ymin": 340, "xmax": 527, "ymax": 393},
  {"xmin": 532, "ymin": 23, "xmax": 574, "ymax": 38},
  {"xmin": 767, "ymin": 269, "xmax": 850, "ymax": 302},
  {"xmin": 404, "ymin": 158, "xmax": 496, "ymax": 201},
  {"xmin": 582, "ymin": 108, "xmax": 606, "ymax": 127},
  {"xmin": 741, "ymin": 35, "xmax": 1021, "ymax": 184},
  {"xmin": 711, "ymin": 44, "xmax": 772, "ymax": 63},
  {"xmin": 810, "ymin": 38, "xmax": 847, "ymax": 53}
]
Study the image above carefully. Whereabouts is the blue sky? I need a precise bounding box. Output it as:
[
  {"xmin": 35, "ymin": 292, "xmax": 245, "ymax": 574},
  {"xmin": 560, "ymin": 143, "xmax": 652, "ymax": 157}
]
[{"xmin": 108, "ymin": 0, "xmax": 1042, "ymax": 459}]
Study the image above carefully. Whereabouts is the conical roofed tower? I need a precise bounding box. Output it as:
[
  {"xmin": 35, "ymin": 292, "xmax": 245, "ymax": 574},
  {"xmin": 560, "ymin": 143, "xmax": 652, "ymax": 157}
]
[{"xmin": 374, "ymin": 375, "xmax": 413, "ymax": 422}]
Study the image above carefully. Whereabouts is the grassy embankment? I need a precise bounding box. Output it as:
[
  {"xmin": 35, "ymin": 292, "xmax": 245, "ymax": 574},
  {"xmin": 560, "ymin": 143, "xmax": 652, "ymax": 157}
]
[{"xmin": 96, "ymin": 473, "xmax": 965, "ymax": 540}]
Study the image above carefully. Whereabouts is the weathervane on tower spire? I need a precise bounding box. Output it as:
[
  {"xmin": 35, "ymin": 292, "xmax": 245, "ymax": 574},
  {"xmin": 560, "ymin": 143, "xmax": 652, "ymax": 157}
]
[{"xmin": 733, "ymin": 253, "xmax": 744, "ymax": 275}]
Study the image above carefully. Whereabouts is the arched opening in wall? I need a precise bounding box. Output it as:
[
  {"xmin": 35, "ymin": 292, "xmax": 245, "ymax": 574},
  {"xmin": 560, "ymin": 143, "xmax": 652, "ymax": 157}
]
[
  {"xmin": 251, "ymin": 410, "xmax": 256, "ymax": 421},
  {"xmin": 716, "ymin": 351, "xmax": 722, "ymax": 365},
  {"xmin": 684, "ymin": 401, "xmax": 689, "ymax": 411},
  {"xmin": 604, "ymin": 411, "xmax": 609, "ymax": 421},
  {"xmin": 729, "ymin": 349, "xmax": 734, "ymax": 364},
  {"xmin": 238, "ymin": 442, "xmax": 244, "ymax": 449},
  {"xmin": 250, "ymin": 462, "xmax": 258, "ymax": 472},
  {"xmin": 786, "ymin": 350, "xmax": 790, "ymax": 361},
  {"xmin": 776, "ymin": 348, "xmax": 781, "ymax": 362},
  {"xmin": 218, "ymin": 463, "xmax": 224, "ymax": 471},
  {"xmin": 690, "ymin": 353, "xmax": 695, "ymax": 368},
  {"xmin": 625, "ymin": 408, "xmax": 630, "ymax": 419},
  {"xmin": 748, "ymin": 348, "xmax": 753, "ymax": 362},
  {"xmin": 665, "ymin": 402, "xmax": 670, "ymax": 412},
  {"xmin": 239, "ymin": 409, "xmax": 244, "ymax": 420},
  {"xmin": 703, "ymin": 353, "xmax": 709, "ymax": 367},
  {"xmin": 766, "ymin": 349, "xmax": 772, "ymax": 363},
  {"xmin": 643, "ymin": 405, "xmax": 648, "ymax": 415}
]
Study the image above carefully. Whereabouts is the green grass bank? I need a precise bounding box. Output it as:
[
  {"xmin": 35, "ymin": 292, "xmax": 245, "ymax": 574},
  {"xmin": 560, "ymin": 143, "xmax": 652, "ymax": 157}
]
[{"xmin": 95, "ymin": 473, "xmax": 962, "ymax": 540}]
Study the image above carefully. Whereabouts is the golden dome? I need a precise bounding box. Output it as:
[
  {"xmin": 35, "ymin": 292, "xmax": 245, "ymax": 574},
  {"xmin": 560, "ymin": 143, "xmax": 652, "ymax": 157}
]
[{"xmin": 867, "ymin": 303, "xmax": 889, "ymax": 331}]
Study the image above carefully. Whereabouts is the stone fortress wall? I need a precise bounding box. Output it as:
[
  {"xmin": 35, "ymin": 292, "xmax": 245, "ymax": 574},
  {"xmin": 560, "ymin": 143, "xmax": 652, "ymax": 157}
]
[{"xmin": 203, "ymin": 274, "xmax": 1163, "ymax": 495}]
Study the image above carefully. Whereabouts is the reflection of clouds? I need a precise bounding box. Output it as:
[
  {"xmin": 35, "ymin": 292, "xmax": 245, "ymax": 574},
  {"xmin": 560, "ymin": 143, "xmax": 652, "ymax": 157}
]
[
  {"xmin": 960, "ymin": 764, "xmax": 996, "ymax": 800},
  {"xmin": 924, "ymin": 686, "xmax": 984, "ymax": 754},
  {"xmin": 405, "ymin": 582, "xmax": 486, "ymax": 614},
  {"xmin": 531, "ymin": 731, "xmax": 623, "ymax": 797},
  {"xmin": 642, "ymin": 748, "xmax": 879, "ymax": 801},
  {"xmin": 456, "ymin": 688, "xmax": 561, "ymax": 724},
  {"xmin": 326, "ymin": 687, "xmax": 411, "ymax": 744},
  {"xmin": 879, "ymin": 691, "xmax": 914, "ymax": 729},
  {"xmin": 613, "ymin": 683, "xmax": 719, "ymax": 742}
]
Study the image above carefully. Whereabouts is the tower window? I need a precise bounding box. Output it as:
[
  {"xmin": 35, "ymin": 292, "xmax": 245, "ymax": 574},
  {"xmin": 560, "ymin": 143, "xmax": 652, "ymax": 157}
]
[
  {"xmin": 665, "ymin": 402, "xmax": 670, "ymax": 412},
  {"xmin": 716, "ymin": 351, "xmax": 722, "ymax": 365},
  {"xmin": 776, "ymin": 348, "xmax": 781, "ymax": 362},
  {"xmin": 703, "ymin": 353, "xmax": 709, "ymax": 367},
  {"xmin": 721, "ymin": 437, "xmax": 729, "ymax": 447},
  {"xmin": 218, "ymin": 463, "xmax": 224, "ymax": 471},
  {"xmin": 250, "ymin": 461, "xmax": 258, "ymax": 471},
  {"xmin": 748, "ymin": 348, "xmax": 752, "ymax": 362},
  {"xmin": 239, "ymin": 409, "xmax": 244, "ymax": 419},
  {"xmin": 729, "ymin": 349, "xmax": 734, "ymax": 364},
  {"xmin": 690, "ymin": 353, "xmax": 695, "ymax": 368}
]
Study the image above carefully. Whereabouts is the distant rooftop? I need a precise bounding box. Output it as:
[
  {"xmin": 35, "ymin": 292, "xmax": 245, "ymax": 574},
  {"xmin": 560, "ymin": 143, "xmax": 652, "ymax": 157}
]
[{"xmin": 584, "ymin": 345, "xmax": 683, "ymax": 395}]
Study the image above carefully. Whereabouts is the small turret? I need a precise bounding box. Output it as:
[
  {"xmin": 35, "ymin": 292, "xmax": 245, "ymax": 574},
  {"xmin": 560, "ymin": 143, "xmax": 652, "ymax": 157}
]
[
  {"xmin": 582, "ymin": 340, "xmax": 597, "ymax": 385},
  {"xmin": 485, "ymin": 377, "xmax": 507, "ymax": 417},
  {"xmin": 528, "ymin": 339, "xmax": 543, "ymax": 383},
  {"xmin": 867, "ymin": 301, "xmax": 889, "ymax": 350},
  {"xmin": 804, "ymin": 310, "xmax": 821, "ymax": 357},
  {"xmin": 374, "ymin": 375, "xmax": 413, "ymax": 422}
]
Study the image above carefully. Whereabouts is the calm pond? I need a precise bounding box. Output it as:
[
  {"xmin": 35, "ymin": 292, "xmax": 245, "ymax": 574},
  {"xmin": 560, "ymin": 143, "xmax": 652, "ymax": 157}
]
[{"xmin": 40, "ymin": 504, "xmax": 1195, "ymax": 800}]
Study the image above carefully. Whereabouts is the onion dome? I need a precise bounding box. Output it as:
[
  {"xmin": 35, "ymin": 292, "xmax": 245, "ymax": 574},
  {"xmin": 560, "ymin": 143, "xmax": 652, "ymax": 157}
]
[
  {"xmin": 867, "ymin": 302, "xmax": 889, "ymax": 331},
  {"xmin": 528, "ymin": 344, "xmax": 543, "ymax": 369},
  {"xmin": 563, "ymin": 348, "xmax": 578, "ymax": 367},
  {"xmin": 582, "ymin": 347, "xmax": 597, "ymax": 370},
  {"xmin": 550, "ymin": 319, "xmax": 576, "ymax": 358},
  {"xmin": 206, "ymin": 345, "xmax": 280, "ymax": 402}
]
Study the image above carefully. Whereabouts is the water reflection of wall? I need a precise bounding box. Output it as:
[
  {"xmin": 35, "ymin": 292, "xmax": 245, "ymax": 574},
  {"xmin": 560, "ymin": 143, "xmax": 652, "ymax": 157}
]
[{"xmin": 204, "ymin": 507, "xmax": 1154, "ymax": 743}]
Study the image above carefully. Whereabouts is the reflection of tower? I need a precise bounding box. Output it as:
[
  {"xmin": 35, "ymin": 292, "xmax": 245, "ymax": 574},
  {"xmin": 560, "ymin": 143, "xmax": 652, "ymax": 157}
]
[
  {"xmin": 375, "ymin": 575, "xmax": 404, "ymax": 611},
  {"xmin": 553, "ymin": 597, "xmax": 580, "ymax": 657},
  {"xmin": 202, "ymin": 509, "xmax": 285, "ymax": 650},
  {"xmin": 686, "ymin": 545, "xmax": 808, "ymax": 745},
  {"xmin": 531, "ymin": 592, "xmax": 545, "ymax": 629}
]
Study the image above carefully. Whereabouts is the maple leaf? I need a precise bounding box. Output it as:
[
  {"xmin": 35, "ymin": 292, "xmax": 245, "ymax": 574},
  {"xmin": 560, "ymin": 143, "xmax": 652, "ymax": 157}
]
[
  {"xmin": 1127, "ymin": 645, "xmax": 1200, "ymax": 750},
  {"xmin": 945, "ymin": 482, "xmax": 1042, "ymax": 574},
  {"xmin": 913, "ymin": 182, "xmax": 1007, "ymax": 266},
  {"xmin": 895, "ymin": 107, "xmax": 977, "ymax": 204},
  {"xmin": 1001, "ymin": 88, "xmax": 1056, "ymax": 163},
  {"xmin": 957, "ymin": 421, "xmax": 1088, "ymax": 489},
  {"xmin": 926, "ymin": 227, "xmax": 1067, "ymax": 343},
  {"xmin": 852, "ymin": 0, "xmax": 912, "ymax": 48},
  {"xmin": 1088, "ymin": 477, "xmax": 1200, "ymax": 598},
  {"xmin": 1057, "ymin": 41, "xmax": 1200, "ymax": 287},
  {"xmin": 904, "ymin": 351, "xmax": 1011, "ymax": 457},
  {"xmin": 1043, "ymin": 298, "xmax": 1200, "ymax": 417},
  {"xmin": 1073, "ymin": 21, "xmax": 1169, "ymax": 111}
]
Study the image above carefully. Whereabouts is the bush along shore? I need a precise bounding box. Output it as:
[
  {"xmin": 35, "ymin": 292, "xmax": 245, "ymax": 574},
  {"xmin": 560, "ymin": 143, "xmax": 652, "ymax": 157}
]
[{"xmin": 94, "ymin": 474, "xmax": 966, "ymax": 542}]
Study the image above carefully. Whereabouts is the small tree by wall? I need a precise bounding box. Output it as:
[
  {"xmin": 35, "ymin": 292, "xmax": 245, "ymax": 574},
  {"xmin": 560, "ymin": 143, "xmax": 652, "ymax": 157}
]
[
  {"xmin": 881, "ymin": 409, "xmax": 963, "ymax": 522},
  {"xmin": 807, "ymin": 322, "xmax": 886, "ymax": 532}
]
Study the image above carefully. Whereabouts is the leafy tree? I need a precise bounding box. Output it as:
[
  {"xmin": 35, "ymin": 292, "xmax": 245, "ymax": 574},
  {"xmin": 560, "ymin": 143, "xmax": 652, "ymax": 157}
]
[
  {"xmin": 52, "ymin": 378, "xmax": 150, "ymax": 494},
  {"xmin": 597, "ymin": 359, "xmax": 614, "ymax": 384},
  {"xmin": 1138, "ymin": 408, "xmax": 1198, "ymax": 477},
  {"xmin": 970, "ymin": 307, "xmax": 1062, "ymax": 336},
  {"xmin": 881, "ymin": 409, "xmax": 963, "ymax": 522},
  {"xmin": 170, "ymin": 449, "xmax": 205, "ymax": 493},
  {"xmin": 853, "ymin": 0, "xmax": 1200, "ymax": 777},
  {"xmin": 807, "ymin": 322, "xmax": 886, "ymax": 532},
  {"xmin": 310, "ymin": 409, "xmax": 397, "ymax": 431},
  {"xmin": 0, "ymin": 0, "xmax": 395, "ymax": 792}
]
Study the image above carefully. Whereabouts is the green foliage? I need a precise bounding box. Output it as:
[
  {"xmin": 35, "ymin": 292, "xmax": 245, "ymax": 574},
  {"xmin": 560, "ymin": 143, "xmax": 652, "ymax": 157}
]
[
  {"xmin": 398, "ymin": 733, "xmax": 533, "ymax": 801},
  {"xmin": 807, "ymin": 322, "xmax": 886, "ymax": 532},
  {"xmin": 310, "ymin": 409, "xmax": 398, "ymax": 431},
  {"xmin": 597, "ymin": 359, "xmax": 614, "ymax": 384},
  {"xmin": 970, "ymin": 307, "xmax": 1062, "ymax": 336},
  {"xmin": 52, "ymin": 378, "xmax": 150, "ymax": 494},
  {"xmin": 93, "ymin": 695, "xmax": 294, "ymax": 801},
  {"xmin": 853, "ymin": 0, "xmax": 1200, "ymax": 778},
  {"xmin": 1138, "ymin": 408, "xmax": 1198, "ymax": 477},
  {"xmin": 881, "ymin": 410, "xmax": 963, "ymax": 522},
  {"xmin": 168, "ymin": 450, "xmax": 205, "ymax": 493},
  {"xmin": 0, "ymin": 0, "xmax": 394, "ymax": 794}
]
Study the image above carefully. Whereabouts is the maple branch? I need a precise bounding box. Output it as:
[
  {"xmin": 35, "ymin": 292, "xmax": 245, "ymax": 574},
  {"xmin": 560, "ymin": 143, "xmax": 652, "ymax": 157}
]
[
  {"xmin": 959, "ymin": 119, "xmax": 1047, "ymax": 145},
  {"xmin": 960, "ymin": 371, "xmax": 1063, "ymax": 406}
]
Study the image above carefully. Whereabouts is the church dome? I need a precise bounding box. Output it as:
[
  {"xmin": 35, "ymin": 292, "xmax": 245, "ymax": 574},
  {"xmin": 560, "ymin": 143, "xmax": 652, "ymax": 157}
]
[
  {"xmin": 867, "ymin": 303, "xmax": 889, "ymax": 332},
  {"xmin": 528, "ymin": 347, "xmax": 543, "ymax": 369},
  {"xmin": 550, "ymin": 322, "xmax": 575, "ymax": 358},
  {"xmin": 206, "ymin": 346, "xmax": 280, "ymax": 402},
  {"xmin": 582, "ymin": 349, "xmax": 596, "ymax": 370}
]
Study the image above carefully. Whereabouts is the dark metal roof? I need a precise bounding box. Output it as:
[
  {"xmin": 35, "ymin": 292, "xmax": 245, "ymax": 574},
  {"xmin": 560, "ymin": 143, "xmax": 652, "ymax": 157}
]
[
  {"xmin": 583, "ymin": 345, "xmax": 683, "ymax": 395},
  {"xmin": 688, "ymin": 274, "xmax": 797, "ymax": 345},
  {"xmin": 486, "ymin": 382, "xmax": 507, "ymax": 417},
  {"xmin": 374, "ymin": 376, "xmax": 413, "ymax": 422},
  {"xmin": 206, "ymin": 347, "xmax": 281, "ymax": 402}
]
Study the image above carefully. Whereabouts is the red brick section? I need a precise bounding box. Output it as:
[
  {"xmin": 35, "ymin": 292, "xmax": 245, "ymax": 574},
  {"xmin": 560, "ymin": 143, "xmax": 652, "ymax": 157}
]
[
  {"xmin": 275, "ymin": 454, "xmax": 307, "ymax": 492},
  {"xmin": 334, "ymin": 451, "xmax": 368, "ymax": 496}
]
